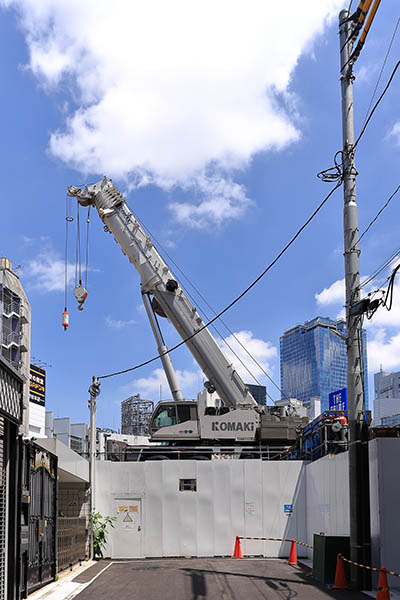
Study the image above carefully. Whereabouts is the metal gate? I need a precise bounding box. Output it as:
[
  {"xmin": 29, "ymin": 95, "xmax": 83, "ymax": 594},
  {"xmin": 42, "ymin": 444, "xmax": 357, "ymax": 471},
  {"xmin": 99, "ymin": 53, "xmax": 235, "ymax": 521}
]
[
  {"xmin": 20, "ymin": 442, "xmax": 57, "ymax": 597},
  {"xmin": 0, "ymin": 418, "xmax": 6, "ymax": 600},
  {"xmin": 57, "ymin": 518, "xmax": 86, "ymax": 572}
]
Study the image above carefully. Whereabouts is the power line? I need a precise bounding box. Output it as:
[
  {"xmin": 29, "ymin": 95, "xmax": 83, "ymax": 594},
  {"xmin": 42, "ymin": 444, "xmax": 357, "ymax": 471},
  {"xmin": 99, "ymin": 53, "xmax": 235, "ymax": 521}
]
[
  {"xmin": 361, "ymin": 17, "xmax": 400, "ymax": 130},
  {"xmin": 354, "ymin": 60, "xmax": 400, "ymax": 149},
  {"xmin": 137, "ymin": 219, "xmax": 283, "ymax": 398},
  {"xmin": 99, "ymin": 181, "xmax": 342, "ymax": 380},
  {"xmin": 133, "ymin": 214, "xmax": 281, "ymax": 398},
  {"xmin": 354, "ymin": 183, "xmax": 400, "ymax": 249},
  {"xmin": 358, "ymin": 245, "xmax": 400, "ymax": 290}
]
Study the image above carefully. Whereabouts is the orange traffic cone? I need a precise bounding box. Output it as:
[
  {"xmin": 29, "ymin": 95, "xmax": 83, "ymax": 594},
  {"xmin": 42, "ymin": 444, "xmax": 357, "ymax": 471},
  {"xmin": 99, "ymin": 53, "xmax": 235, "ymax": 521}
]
[
  {"xmin": 288, "ymin": 539, "xmax": 297, "ymax": 565},
  {"xmin": 333, "ymin": 554, "xmax": 347, "ymax": 589},
  {"xmin": 376, "ymin": 567, "xmax": 390, "ymax": 600},
  {"xmin": 233, "ymin": 536, "xmax": 242, "ymax": 558}
]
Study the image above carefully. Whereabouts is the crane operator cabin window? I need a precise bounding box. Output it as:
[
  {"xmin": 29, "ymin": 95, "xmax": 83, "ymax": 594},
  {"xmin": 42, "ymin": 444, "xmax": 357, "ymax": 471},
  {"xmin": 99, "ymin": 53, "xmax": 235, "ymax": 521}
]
[{"xmin": 154, "ymin": 406, "xmax": 177, "ymax": 428}]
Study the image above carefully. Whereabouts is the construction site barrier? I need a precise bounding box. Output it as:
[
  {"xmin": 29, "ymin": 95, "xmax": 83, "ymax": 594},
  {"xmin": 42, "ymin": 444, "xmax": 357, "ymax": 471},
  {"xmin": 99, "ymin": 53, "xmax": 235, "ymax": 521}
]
[
  {"xmin": 234, "ymin": 536, "xmax": 400, "ymax": 598},
  {"xmin": 340, "ymin": 554, "xmax": 400, "ymax": 578},
  {"xmin": 232, "ymin": 536, "xmax": 312, "ymax": 566},
  {"xmin": 236, "ymin": 536, "xmax": 312, "ymax": 548},
  {"xmin": 333, "ymin": 553, "xmax": 400, "ymax": 599}
]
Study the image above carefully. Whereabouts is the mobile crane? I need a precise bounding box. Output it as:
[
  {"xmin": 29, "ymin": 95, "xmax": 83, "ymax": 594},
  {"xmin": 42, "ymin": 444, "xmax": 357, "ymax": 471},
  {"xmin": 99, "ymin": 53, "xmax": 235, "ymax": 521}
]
[{"xmin": 68, "ymin": 177, "xmax": 307, "ymax": 448}]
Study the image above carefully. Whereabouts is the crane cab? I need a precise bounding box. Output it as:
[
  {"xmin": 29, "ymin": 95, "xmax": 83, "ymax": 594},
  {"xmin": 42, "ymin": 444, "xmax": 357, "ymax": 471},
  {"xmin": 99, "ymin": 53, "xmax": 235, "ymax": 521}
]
[{"xmin": 149, "ymin": 401, "xmax": 200, "ymax": 441}]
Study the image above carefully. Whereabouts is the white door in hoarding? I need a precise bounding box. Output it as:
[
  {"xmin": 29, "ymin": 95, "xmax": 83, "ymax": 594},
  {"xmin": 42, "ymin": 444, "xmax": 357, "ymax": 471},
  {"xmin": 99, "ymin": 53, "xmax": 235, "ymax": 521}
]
[{"xmin": 113, "ymin": 498, "xmax": 143, "ymax": 558}]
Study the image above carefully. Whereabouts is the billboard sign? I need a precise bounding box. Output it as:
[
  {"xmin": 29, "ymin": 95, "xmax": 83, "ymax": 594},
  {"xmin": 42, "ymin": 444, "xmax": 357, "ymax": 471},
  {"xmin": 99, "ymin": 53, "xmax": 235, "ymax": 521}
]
[
  {"xmin": 329, "ymin": 388, "xmax": 347, "ymax": 411},
  {"xmin": 29, "ymin": 364, "xmax": 46, "ymax": 406}
]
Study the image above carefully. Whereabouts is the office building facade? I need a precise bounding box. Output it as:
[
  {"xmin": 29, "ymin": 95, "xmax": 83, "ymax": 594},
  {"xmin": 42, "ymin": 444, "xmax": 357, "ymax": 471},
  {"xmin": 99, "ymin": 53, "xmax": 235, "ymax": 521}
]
[
  {"xmin": 45, "ymin": 412, "xmax": 88, "ymax": 455},
  {"xmin": 280, "ymin": 316, "xmax": 368, "ymax": 412},
  {"xmin": 373, "ymin": 368, "xmax": 400, "ymax": 424},
  {"xmin": 245, "ymin": 383, "xmax": 267, "ymax": 405}
]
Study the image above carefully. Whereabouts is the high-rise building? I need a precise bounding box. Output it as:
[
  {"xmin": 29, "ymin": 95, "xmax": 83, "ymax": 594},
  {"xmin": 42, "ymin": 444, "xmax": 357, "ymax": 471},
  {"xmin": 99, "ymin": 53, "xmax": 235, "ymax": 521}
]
[
  {"xmin": 0, "ymin": 257, "xmax": 31, "ymax": 435},
  {"xmin": 121, "ymin": 394, "xmax": 154, "ymax": 436},
  {"xmin": 245, "ymin": 383, "xmax": 267, "ymax": 405},
  {"xmin": 373, "ymin": 368, "xmax": 400, "ymax": 424},
  {"xmin": 280, "ymin": 316, "xmax": 368, "ymax": 412}
]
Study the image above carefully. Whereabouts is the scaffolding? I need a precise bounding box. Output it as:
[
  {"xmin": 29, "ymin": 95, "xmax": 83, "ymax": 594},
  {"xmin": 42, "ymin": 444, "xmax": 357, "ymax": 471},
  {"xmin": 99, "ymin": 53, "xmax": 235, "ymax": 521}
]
[{"xmin": 121, "ymin": 394, "xmax": 154, "ymax": 436}]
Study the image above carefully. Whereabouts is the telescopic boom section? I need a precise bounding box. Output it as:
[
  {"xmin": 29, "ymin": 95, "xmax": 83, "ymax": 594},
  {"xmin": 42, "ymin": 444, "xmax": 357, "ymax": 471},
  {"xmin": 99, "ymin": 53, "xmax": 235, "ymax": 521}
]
[{"xmin": 67, "ymin": 177, "xmax": 257, "ymax": 408}]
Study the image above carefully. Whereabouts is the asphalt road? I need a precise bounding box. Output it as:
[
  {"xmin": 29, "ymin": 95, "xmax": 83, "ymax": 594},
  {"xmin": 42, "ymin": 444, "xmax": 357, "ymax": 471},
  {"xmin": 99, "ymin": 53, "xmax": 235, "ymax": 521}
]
[{"xmin": 73, "ymin": 559, "xmax": 368, "ymax": 600}]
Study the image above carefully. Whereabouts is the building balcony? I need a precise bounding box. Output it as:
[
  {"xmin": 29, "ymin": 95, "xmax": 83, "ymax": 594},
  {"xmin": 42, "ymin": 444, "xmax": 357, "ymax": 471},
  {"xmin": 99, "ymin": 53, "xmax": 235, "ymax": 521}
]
[
  {"xmin": 2, "ymin": 330, "xmax": 20, "ymax": 348},
  {"xmin": 2, "ymin": 300, "xmax": 20, "ymax": 318}
]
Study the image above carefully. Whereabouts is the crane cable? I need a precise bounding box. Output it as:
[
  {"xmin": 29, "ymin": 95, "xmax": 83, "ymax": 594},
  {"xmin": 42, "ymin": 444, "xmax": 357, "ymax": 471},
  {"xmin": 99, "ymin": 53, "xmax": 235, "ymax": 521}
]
[
  {"xmin": 137, "ymin": 217, "xmax": 281, "ymax": 402},
  {"xmin": 64, "ymin": 195, "xmax": 73, "ymax": 311},
  {"xmin": 98, "ymin": 180, "xmax": 342, "ymax": 380},
  {"xmin": 75, "ymin": 201, "xmax": 82, "ymax": 288},
  {"xmin": 85, "ymin": 206, "xmax": 91, "ymax": 289},
  {"xmin": 62, "ymin": 196, "xmax": 74, "ymax": 330}
]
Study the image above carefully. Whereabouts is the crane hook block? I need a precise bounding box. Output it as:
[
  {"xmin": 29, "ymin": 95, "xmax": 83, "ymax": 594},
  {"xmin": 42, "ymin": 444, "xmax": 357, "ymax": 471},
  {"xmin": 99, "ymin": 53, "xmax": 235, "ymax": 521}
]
[
  {"xmin": 62, "ymin": 311, "xmax": 69, "ymax": 331},
  {"xmin": 74, "ymin": 284, "xmax": 88, "ymax": 311}
]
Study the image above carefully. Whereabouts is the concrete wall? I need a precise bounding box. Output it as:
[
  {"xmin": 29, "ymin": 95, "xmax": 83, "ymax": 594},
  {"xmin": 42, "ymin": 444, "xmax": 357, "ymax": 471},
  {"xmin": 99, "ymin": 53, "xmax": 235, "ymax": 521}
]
[{"xmin": 95, "ymin": 460, "xmax": 306, "ymax": 559}]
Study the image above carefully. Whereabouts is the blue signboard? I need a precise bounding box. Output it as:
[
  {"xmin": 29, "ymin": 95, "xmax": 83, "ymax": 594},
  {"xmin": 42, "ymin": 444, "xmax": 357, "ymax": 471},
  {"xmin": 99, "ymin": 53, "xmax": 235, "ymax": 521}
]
[
  {"xmin": 329, "ymin": 388, "xmax": 347, "ymax": 411},
  {"xmin": 284, "ymin": 504, "xmax": 293, "ymax": 514}
]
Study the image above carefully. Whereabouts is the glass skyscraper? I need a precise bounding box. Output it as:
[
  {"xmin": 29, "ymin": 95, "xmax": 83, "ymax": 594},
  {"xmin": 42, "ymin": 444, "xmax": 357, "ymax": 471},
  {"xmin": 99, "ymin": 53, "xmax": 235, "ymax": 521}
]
[{"xmin": 280, "ymin": 316, "xmax": 368, "ymax": 412}]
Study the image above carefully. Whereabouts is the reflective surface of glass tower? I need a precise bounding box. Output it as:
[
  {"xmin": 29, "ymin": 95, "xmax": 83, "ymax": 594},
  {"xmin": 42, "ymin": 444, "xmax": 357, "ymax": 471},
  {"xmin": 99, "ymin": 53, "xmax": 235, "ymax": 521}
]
[{"xmin": 280, "ymin": 317, "xmax": 368, "ymax": 412}]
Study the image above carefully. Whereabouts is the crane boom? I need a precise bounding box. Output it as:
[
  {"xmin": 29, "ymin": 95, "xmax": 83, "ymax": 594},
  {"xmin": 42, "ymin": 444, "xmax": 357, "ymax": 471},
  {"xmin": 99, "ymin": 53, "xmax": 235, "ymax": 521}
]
[{"xmin": 67, "ymin": 177, "xmax": 257, "ymax": 408}]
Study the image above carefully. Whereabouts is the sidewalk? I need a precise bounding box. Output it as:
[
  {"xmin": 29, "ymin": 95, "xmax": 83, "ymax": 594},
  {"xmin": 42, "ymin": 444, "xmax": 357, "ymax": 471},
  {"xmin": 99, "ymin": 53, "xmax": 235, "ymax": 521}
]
[{"xmin": 28, "ymin": 560, "xmax": 111, "ymax": 600}]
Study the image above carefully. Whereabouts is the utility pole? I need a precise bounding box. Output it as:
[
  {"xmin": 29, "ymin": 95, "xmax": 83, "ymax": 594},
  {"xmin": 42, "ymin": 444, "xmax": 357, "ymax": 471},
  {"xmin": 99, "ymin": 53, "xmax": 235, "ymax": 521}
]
[
  {"xmin": 339, "ymin": 9, "xmax": 371, "ymax": 591},
  {"xmin": 88, "ymin": 375, "xmax": 100, "ymax": 559}
]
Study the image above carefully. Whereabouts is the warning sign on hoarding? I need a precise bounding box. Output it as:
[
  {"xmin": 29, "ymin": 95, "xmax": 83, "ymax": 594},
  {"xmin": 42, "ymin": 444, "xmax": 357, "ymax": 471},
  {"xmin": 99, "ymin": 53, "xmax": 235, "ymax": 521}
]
[{"xmin": 284, "ymin": 504, "xmax": 293, "ymax": 517}]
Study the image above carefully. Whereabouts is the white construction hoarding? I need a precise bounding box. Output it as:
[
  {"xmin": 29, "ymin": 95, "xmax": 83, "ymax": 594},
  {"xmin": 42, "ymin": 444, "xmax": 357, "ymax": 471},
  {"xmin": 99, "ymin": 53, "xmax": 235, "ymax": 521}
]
[{"xmin": 95, "ymin": 460, "xmax": 306, "ymax": 559}]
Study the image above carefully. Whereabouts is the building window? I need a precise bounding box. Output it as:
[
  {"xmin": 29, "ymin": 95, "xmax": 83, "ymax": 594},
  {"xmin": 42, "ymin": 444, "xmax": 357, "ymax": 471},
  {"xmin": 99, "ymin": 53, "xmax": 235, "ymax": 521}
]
[{"xmin": 179, "ymin": 479, "xmax": 197, "ymax": 492}]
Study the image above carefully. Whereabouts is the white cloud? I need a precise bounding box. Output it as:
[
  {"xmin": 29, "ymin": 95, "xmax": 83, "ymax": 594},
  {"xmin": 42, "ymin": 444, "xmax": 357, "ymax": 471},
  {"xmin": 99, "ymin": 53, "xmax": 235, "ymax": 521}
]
[
  {"xmin": 363, "ymin": 280, "xmax": 400, "ymax": 329},
  {"xmin": 26, "ymin": 252, "xmax": 74, "ymax": 292},
  {"xmin": 388, "ymin": 122, "xmax": 400, "ymax": 146},
  {"xmin": 218, "ymin": 330, "xmax": 277, "ymax": 384},
  {"xmin": 316, "ymin": 270, "xmax": 400, "ymax": 329},
  {"xmin": 126, "ymin": 330, "xmax": 277, "ymax": 398},
  {"xmin": 2, "ymin": 0, "xmax": 343, "ymax": 225},
  {"xmin": 315, "ymin": 270, "xmax": 400, "ymax": 375},
  {"xmin": 367, "ymin": 329, "xmax": 400, "ymax": 373},
  {"xmin": 129, "ymin": 367, "xmax": 201, "ymax": 399},
  {"xmin": 169, "ymin": 176, "xmax": 253, "ymax": 228},
  {"xmin": 354, "ymin": 64, "xmax": 376, "ymax": 86},
  {"xmin": 315, "ymin": 278, "xmax": 345, "ymax": 305},
  {"xmin": 105, "ymin": 315, "xmax": 136, "ymax": 329}
]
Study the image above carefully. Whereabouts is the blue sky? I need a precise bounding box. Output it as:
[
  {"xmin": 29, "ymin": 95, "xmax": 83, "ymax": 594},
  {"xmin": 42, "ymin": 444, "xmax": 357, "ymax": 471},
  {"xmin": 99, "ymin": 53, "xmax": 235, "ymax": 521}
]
[{"xmin": 0, "ymin": 1, "xmax": 399, "ymax": 428}]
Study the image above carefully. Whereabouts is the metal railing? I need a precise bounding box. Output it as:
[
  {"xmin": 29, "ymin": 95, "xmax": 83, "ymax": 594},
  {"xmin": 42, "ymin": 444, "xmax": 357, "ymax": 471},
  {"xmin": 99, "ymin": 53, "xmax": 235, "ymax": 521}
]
[
  {"xmin": 1, "ymin": 331, "xmax": 20, "ymax": 348},
  {"xmin": 2, "ymin": 300, "xmax": 20, "ymax": 317},
  {"xmin": 86, "ymin": 445, "xmax": 293, "ymax": 461}
]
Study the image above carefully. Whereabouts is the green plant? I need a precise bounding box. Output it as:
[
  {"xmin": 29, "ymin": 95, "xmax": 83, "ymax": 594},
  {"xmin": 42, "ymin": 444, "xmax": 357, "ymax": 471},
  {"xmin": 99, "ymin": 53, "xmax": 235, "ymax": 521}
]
[{"xmin": 89, "ymin": 511, "xmax": 116, "ymax": 559}]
